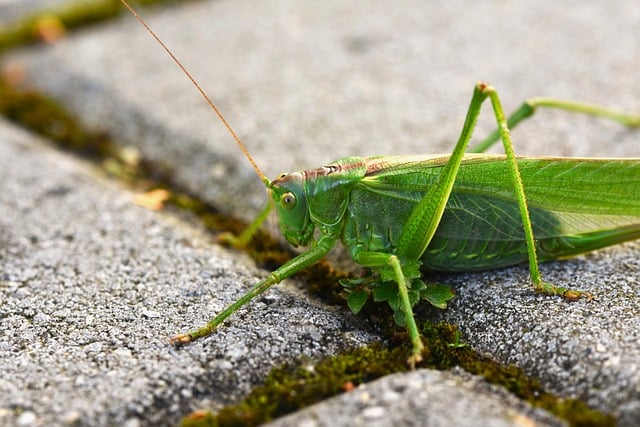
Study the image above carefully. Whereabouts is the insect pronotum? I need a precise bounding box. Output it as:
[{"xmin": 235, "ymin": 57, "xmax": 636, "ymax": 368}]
[{"xmin": 119, "ymin": 0, "xmax": 640, "ymax": 366}]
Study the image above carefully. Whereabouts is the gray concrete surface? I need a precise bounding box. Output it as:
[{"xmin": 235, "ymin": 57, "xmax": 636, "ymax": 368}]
[
  {"xmin": 0, "ymin": 120, "xmax": 378, "ymax": 426},
  {"xmin": 432, "ymin": 244, "xmax": 640, "ymax": 423},
  {"xmin": 1, "ymin": 0, "xmax": 640, "ymax": 425},
  {"xmin": 268, "ymin": 368, "xmax": 564, "ymax": 427}
]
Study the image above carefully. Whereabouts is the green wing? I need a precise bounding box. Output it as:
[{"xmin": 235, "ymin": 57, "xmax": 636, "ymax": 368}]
[{"xmin": 353, "ymin": 154, "xmax": 640, "ymax": 271}]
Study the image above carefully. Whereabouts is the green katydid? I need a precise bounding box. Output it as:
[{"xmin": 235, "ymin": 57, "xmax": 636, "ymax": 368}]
[{"xmin": 120, "ymin": 1, "xmax": 640, "ymax": 366}]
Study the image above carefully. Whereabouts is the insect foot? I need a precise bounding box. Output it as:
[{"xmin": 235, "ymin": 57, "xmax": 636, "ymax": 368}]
[
  {"xmin": 407, "ymin": 353, "xmax": 423, "ymax": 371},
  {"xmin": 536, "ymin": 281, "xmax": 594, "ymax": 302},
  {"xmin": 170, "ymin": 322, "xmax": 218, "ymax": 346},
  {"xmin": 561, "ymin": 289, "xmax": 595, "ymax": 302},
  {"xmin": 169, "ymin": 334, "xmax": 193, "ymax": 346}
]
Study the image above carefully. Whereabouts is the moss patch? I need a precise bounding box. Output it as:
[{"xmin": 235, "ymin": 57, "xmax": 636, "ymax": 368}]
[
  {"xmin": 179, "ymin": 322, "xmax": 614, "ymax": 427},
  {"xmin": 423, "ymin": 323, "xmax": 615, "ymax": 427},
  {"xmin": 0, "ymin": 76, "xmax": 111, "ymax": 155},
  {"xmin": 0, "ymin": 0, "xmax": 196, "ymax": 53}
]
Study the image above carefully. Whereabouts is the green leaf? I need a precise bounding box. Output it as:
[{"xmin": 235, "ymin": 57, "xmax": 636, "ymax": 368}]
[
  {"xmin": 420, "ymin": 283, "xmax": 455, "ymax": 309},
  {"xmin": 393, "ymin": 308, "xmax": 406, "ymax": 327},
  {"xmin": 378, "ymin": 265, "xmax": 396, "ymax": 282},
  {"xmin": 347, "ymin": 290, "xmax": 369, "ymax": 314},
  {"xmin": 387, "ymin": 295, "xmax": 401, "ymax": 312},
  {"xmin": 339, "ymin": 277, "xmax": 366, "ymax": 289},
  {"xmin": 409, "ymin": 278, "xmax": 427, "ymax": 292},
  {"xmin": 401, "ymin": 260, "xmax": 422, "ymax": 280},
  {"xmin": 379, "ymin": 259, "xmax": 423, "ymax": 283},
  {"xmin": 408, "ymin": 288, "xmax": 420, "ymax": 307},
  {"xmin": 372, "ymin": 281, "xmax": 397, "ymax": 302}
]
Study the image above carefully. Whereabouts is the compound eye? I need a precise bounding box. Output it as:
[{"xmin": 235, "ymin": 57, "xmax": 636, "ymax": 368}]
[
  {"xmin": 277, "ymin": 173, "xmax": 288, "ymax": 179},
  {"xmin": 281, "ymin": 192, "xmax": 296, "ymax": 209}
]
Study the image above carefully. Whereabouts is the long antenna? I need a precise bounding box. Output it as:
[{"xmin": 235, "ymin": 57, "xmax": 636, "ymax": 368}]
[{"xmin": 119, "ymin": 0, "xmax": 269, "ymax": 185}]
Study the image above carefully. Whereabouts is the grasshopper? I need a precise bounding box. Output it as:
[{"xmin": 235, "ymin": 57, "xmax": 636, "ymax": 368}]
[{"xmin": 120, "ymin": 1, "xmax": 640, "ymax": 366}]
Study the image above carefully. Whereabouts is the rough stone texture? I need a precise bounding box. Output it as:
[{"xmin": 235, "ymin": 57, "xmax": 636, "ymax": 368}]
[
  {"xmin": 430, "ymin": 244, "xmax": 640, "ymax": 424},
  {"xmin": 1, "ymin": 0, "xmax": 639, "ymax": 426},
  {"xmin": 0, "ymin": 120, "xmax": 378, "ymax": 426},
  {"xmin": 268, "ymin": 368, "xmax": 565, "ymax": 427}
]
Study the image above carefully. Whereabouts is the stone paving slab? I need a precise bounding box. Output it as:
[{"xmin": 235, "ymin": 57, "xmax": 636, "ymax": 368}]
[
  {"xmin": 432, "ymin": 244, "xmax": 640, "ymax": 424},
  {"xmin": 0, "ymin": 120, "xmax": 378, "ymax": 426},
  {"xmin": 268, "ymin": 368, "xmax": 564, "ymax": 427},
  {"xmin": 2, "ymin": 0, "xmax": 640, "ymax": 425}
]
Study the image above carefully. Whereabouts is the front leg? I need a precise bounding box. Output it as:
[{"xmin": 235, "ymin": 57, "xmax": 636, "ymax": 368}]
[{"xmin": 172, "ymin": 234, "xmax": 337, "ymax": 344}]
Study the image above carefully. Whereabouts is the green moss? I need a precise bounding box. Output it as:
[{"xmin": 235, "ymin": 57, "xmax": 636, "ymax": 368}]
[
  {"xmin": 0, "ymin": 0, "xmax": 196, "ymax": 53},
  {"xmin": 0, "ymin": 74, "xmax": 241, "ymax": 237},
  {"xmin": 0, "ymin": 75, "xmax": 169, "ymax": 185},
  {"xmin": 179, "ymin": 321, "xmax": 614, "ymax": 427},
  {"xmin": 179, "ymin": 343, "xmax": 407, "ymax": 427},
  {"xmin": 422, "ymin": 322, "xmax": 615, "ymax": 426},
  {"xmin": 177, "ymin": 322, "xmax": 477, "ymax": 426},
  {"xmin": 169, "ymin": 192, "xmax": 241, "ymax": 236},
  {"xmin": 0, "ymin": 77, "xmax": 107, "ymax": 155}
]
